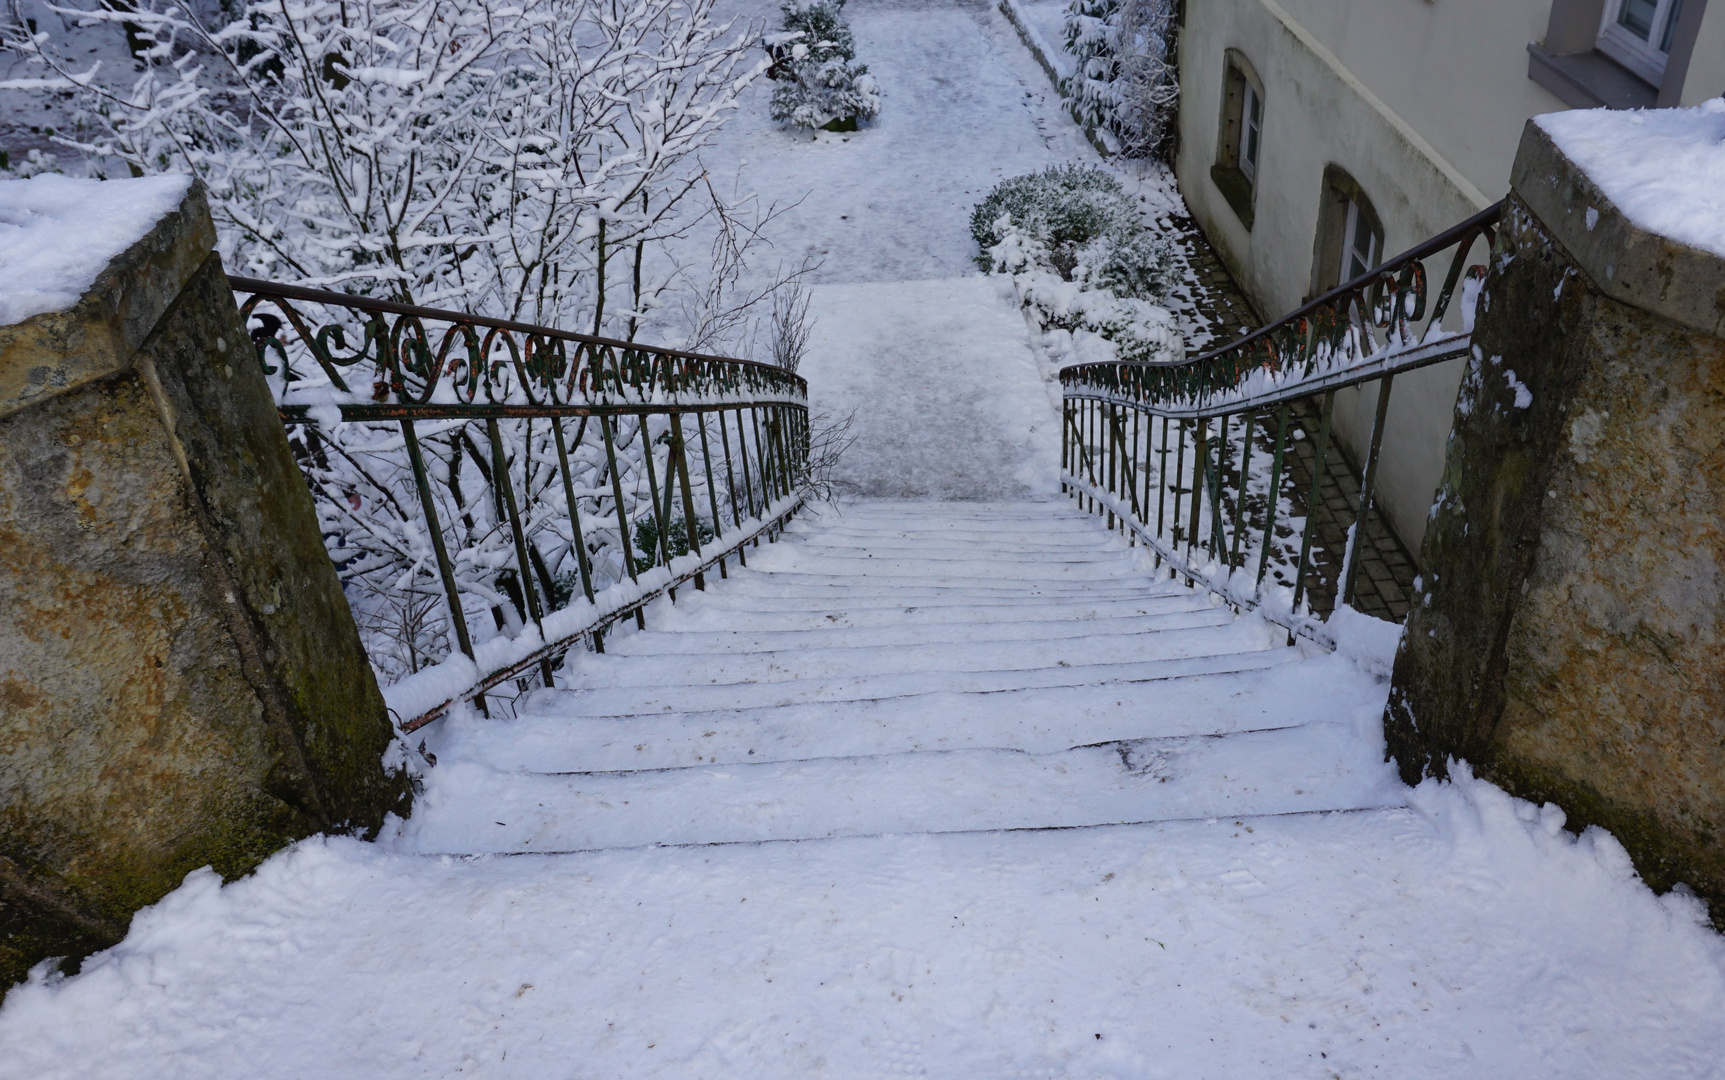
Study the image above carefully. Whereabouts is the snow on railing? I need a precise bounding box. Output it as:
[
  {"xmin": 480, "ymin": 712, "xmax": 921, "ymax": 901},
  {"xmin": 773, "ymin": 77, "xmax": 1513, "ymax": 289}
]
[
  {"xmin": 234, "ymin": 277, "xmax": 809, "ymax": 732},
  {"xmin": 1058, "ymin": 202, "xmax": 1501, "ymax": 635}
]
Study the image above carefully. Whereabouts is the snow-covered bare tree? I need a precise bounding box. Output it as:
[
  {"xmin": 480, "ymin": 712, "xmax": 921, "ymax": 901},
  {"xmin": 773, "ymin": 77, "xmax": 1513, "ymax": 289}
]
[
  {"xmin": 2, "ymin": 0, "xmax": 767, "ymax": 326},
  {"xmin": 2, "ymin": 0, "xmax": 799, "ymax": 695}
]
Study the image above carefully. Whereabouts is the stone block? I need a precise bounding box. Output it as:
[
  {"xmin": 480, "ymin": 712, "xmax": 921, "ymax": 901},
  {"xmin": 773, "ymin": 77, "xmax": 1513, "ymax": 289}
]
[
  {"xmin": 0, "ymin": 178, "xmax": 410, "ymax": 989},
  {"xmin": 1386, "ymin": 116, "xmax": 1725, "ymax": 922}
]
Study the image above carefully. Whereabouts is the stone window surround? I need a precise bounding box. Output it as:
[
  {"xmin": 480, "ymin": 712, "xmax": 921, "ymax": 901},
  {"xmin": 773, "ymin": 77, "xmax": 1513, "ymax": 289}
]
[
  {"xmin": 1306, "ymin": 165, "xmax": 1384, "ymax": 304},
  {"xmin": 1210, "ymin": 48, "xmax": 1265, "ymax": 231},
  {"xmin": 1528, "ymin": 0, "xmax": 1710, "ymax": 109}
]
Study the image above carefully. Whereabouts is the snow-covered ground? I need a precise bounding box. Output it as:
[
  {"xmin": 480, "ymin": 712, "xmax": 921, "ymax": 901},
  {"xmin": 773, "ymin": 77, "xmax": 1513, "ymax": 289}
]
[{"xmin": 4, "ymin": 2, "xmax": 1725, "ymax": 1077}]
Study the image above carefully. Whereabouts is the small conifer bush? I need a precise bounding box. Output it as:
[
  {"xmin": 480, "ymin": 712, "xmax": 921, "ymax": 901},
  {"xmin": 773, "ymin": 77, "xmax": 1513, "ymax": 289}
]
[{"xmin": 766, "ymin": 0, "xmax": 879, "ymax": 131}]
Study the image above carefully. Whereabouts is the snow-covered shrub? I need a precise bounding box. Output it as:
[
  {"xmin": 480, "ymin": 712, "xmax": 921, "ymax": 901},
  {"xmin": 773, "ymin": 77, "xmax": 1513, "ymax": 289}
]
[
  {"xmin": 970, "ymin": 165, "xmax": 1174, "ymax": 300},
  {"xmin": 765, "ymin": 0, "xmax": 855, "ymax": 74},
  {"xmin": 972, "ymin": 165, "xmax": 1180, "ymax": 365},
  {"xmin": 770, "ymin": 57, "xmax": 879, "ymax": 131},
  {"xmin": 0, "ymin": 148, "xmax": 63, "ymax": 177},
  {"xmin": 1061, "ymin": 0, "xmax": 1178, "ymax": 158},
  {"xmin": 766, "ymin": 0, "xmax": 878, "ymax": 131}
]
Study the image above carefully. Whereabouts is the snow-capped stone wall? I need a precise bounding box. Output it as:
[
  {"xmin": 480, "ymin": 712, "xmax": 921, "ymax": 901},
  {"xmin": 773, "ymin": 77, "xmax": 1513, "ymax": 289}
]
[
  {"xmin": 1385, "ymin": 107, "xmax": 1725, "ymax": 924},
  {"xmin": 0, "ymin": 176, "xmax": 411, "ymax": 986}
]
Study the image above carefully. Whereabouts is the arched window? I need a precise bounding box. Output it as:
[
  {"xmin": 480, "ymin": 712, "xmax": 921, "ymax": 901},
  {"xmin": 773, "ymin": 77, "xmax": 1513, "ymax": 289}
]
[
  {"xmin": 1211, "ymin": 49, "xmax": 1265, "ymax": 229},
  {"xmin": 1310, "ymin": 165, "xmax": 1384, "ymax": 297}
]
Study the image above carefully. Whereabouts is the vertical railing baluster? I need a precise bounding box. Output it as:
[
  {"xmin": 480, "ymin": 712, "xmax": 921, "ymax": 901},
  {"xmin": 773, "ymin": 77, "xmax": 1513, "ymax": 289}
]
[
  {"xmin": 551, "ymin": 416, "xmax": 601, "ymax": 652},
  {"xmin": 1228, "ymin": 411, "xmax": 1256, "ymax": 571},
  {"xmin": 485, "ymin": 417, "xmax": 555, "ymax": 689},
  {"xmin": 599, "ymin": 412, "xmax": 646, "ymax": 630},
  {"xmin": 1290, "ymin": 391, "xmax": 1337, "ymax": 617},
  {"xmin": 719, "ymin": 407, "xmax": 743, "ymax": 529},
  {"xmin": 637, "ymin": 413, "xmax": 675, "ymax": 578},
  {"xmin": 696, "ymin": 410, "xmax": 727, "ymax": 579},
  {"xmin": 1061, "ymin": 398, "xmax": 1071, "ymax": 496},
  {"xmin": 1171, "ymin": 418, "xmax": 1187, "ymax": 549},
  {"xmin": 1156, "ymin": 414, "xmax": 1171, "ymax": 554},
  {"xmin": 668, "ymin": 412, "xmax": 706, "ymax": 591},
  {"xmin": 1257, "ymin": 404, "xmax": 1291, "ymax": 592},
  {"xmin": 400, "ymin": 418, "xmax": 484, "ymax": 716},
  {"xmin": 1208, "ymin": 414, "xmax": 1230, "ymax": 560},
  {"xmin": 1342, "ymin": 375, "xmax": 1396, "ymax": 609},
  {"xmin": 1188, "ymin": 417, "xmax": 1206, "ymax": 559}
]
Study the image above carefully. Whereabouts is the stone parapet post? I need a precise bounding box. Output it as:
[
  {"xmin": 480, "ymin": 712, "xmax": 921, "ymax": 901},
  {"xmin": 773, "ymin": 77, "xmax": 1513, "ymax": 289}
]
[
  {"xmin": 1385, "ymin": 112, "xmax": 1725, "ymax": 919},
  {"xmin": 0, "ymin": 177, "xmax": 410, "ymax": 988}
]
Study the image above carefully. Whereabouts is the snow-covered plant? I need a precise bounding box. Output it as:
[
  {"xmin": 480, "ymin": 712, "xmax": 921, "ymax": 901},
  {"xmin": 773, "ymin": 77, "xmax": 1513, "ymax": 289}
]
[
  {"xmin": 970, "ymin": 164, "xmax": 1174, "ymax": 299},
  {"xmin": 972, "ymin": 165, "xmax": 1180, "ymax": 366},
  {"xmin": 1060, "ymin": 0, "xmax": 1177, "ymax": 158},
  {"xmin": 764, "ymin": 0, "xmax": 853, "ymax": 75},
  {"xmin": 0, "ymin": 148, "xmax": 64, "ymax": 176},
  {"xmin": 769, "ymin": 56, "xmax": 877, "ymax": 131},
  {"xmin": 2, "ymin": 0, "xmax": 767, "ymax": 325},
  {"xmin": 765, "ymin": 0, "xmax": 877, "ymax": 131}
]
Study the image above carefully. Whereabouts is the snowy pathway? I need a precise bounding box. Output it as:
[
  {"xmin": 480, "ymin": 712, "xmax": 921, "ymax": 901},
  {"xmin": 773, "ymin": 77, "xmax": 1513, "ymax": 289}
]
[{"xmin": 5, "ymin": 1, "xmax": 1725, "ymax": 1075}]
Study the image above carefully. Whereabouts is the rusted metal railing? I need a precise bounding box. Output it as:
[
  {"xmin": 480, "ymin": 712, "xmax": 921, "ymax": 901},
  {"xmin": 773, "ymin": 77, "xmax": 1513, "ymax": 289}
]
[
  {"xmin": 233, "ymin": 276, "xmax": 809, "ymax": 732},
  {"xmin": 1060, "ymin": 202, "xmax": 1501, "ymax": 637}
]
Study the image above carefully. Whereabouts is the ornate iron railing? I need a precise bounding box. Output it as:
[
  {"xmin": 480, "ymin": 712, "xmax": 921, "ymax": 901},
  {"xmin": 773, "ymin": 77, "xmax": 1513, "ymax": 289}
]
[
  {"xmin": 1060, "ymin": 202, "xmax": 1501, "ymax": 637},
  {"xmin": 232, "ymin": 276, "xmax": 809, "ymax": 732}
]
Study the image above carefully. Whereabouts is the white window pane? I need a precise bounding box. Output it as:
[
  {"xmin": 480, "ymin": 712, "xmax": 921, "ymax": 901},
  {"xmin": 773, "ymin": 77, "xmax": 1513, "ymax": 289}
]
[{"xmin": 1618, "ymin": 0, "xmax": 1658, "ymax": 40}]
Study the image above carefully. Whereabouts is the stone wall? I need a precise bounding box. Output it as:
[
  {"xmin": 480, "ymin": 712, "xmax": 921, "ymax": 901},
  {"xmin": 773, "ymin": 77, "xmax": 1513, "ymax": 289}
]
[
  {"xmin": 0, "ymin": 179, "xmax": 411, "ymax": 989},
  {"xmin": 1385, "ymin": 120, "xmax": 1725, "ymax": 921}
]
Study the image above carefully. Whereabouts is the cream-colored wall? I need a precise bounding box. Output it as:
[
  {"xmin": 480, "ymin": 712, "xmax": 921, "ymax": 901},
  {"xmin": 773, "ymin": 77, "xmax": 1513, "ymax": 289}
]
[
  {"xmin": 1174, "ymin": 0, "xmax": 1723, "ymax": 557},
  {"xmin": 1682, "ymin": 5, "xmax": 1725, "ymax": 103},
  {"xmin": 1272, "ymin": 0, "xmax": 1562, "ymax": 199}
]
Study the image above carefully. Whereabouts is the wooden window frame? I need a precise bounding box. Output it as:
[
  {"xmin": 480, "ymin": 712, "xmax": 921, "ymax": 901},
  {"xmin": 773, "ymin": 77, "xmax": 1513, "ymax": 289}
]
[
  {"xmin": 1308, "ymin": 165, "xmax": 1385, "ymax": 302},
  {"xmin": 1211, "ymin": 49, "xmax": 1265, "ymax": 230}
]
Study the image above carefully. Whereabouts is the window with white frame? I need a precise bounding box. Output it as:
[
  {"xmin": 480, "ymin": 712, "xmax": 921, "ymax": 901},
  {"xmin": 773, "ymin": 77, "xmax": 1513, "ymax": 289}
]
[
  {"xmin": 1339, "ymin": 199, "xmax": 1380, "ymax": 286},
  {"xmin": 1598, "ymin": 0, "xmax": 1686, "ymax": 84},
  {"xmin": 1239, "ymin": 82, "xmax": 1263, "ymax": 183}
]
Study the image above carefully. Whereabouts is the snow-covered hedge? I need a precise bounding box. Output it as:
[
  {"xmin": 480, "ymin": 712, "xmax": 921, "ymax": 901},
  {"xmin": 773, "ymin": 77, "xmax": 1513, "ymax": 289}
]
[
  {"xmin": 972, "ymin": 165, "xmax": 1179, "ymax": 365},
  {"xmin": 766, "ymin": 0, "xmax": 879, "ymax": 131}
]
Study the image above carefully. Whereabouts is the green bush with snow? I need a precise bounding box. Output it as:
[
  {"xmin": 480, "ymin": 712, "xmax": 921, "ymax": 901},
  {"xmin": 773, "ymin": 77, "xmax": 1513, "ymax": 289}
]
[
  {"xmin": 971, "ymin": 165, "xmax": 1179, "ymax": 365},
  {"xmin": 767, "ymin": 0, "xmax": 879, "ymax": 131}
]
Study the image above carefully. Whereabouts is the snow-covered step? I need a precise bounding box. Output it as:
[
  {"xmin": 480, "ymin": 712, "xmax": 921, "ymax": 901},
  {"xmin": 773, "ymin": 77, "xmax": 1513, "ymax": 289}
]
[
  {"xmin": 410, "ymin": 497, "xmax": 1388, "ymax": 863},
  {"xmin": 710, "ymin": 562, "xmax": 1153, "ymax": 586},
  {"xmin": 603, "ymin": 608, "xmax": 1236, "ymax": 655},
  {"xmin": 654, "ymin": 592, "xmax": 1217, "ymax": 625},
  {"xmin": 396, "ymin": 723, "xmax": 1404, "ymax": 853},
  {"xmin": 565, "ymin": 620, "xmax": 1265, "ymax": 688},
  {"xmin": 546, "ymin": 644, "xmax": 1292, "ymax": 716},
  {"xmin": 448, "ymin": 649, "xmax": 1355, "ymax": 772},
  {"xmin": 675, "ymin": 580, "xmax": 1190, "ymax": 604}
]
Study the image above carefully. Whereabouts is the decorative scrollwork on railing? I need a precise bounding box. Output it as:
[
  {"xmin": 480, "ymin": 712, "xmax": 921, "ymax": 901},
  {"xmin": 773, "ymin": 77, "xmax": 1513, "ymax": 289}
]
[
  {"xmin": 231, "ymin": 275, "xmax": 810, "ymax": 734},
  {"xmin": 232, "ymin": 276, "xmax": 808, "ymax": 414},
  {"xmin": 1060, "ymin": 202, "xmax": 1501, "ymax": 416}
]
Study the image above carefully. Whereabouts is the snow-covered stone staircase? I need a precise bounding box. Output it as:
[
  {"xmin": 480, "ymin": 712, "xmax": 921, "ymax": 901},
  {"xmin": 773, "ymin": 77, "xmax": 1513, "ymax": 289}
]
[{"xmin": 399, "ymin": 499, "xmax": 1401, "ymax": 855}]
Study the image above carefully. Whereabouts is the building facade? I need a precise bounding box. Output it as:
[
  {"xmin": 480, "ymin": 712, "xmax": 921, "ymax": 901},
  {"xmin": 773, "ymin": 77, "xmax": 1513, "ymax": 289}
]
[{"xmin": 1174, "ymin": 0, "xmax": 1725, "ymax": 552}]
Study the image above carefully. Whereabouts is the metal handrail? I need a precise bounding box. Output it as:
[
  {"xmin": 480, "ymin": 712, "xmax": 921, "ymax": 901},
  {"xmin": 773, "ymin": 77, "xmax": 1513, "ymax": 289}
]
[
  {"xmin": 1061, "ymin": 201, "xmax": 1502, "ymax": 414},
  {"xmin": 233, "ymin": 276, "xmax": 809, "ymax": 732},
  {"xmin": 1058, "ymin": 203, "xmax": 1503, "ymax": 637}
]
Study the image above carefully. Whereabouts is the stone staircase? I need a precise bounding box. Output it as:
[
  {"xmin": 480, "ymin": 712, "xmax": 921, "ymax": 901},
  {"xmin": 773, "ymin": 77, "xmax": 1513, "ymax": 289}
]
[{"xmin": 397, "ymin": 500, "xmax": 1402, "ymax": 856}]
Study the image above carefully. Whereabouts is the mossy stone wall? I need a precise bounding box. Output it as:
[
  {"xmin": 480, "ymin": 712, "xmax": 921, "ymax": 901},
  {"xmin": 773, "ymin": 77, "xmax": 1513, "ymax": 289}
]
[
  {"xmin": 1386, "ymin": 122, "xmax": 1725, "ymax": 922},
  {"xmin": 0, "ymin": 180, "xmax": 410, "ymax": 989}
]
